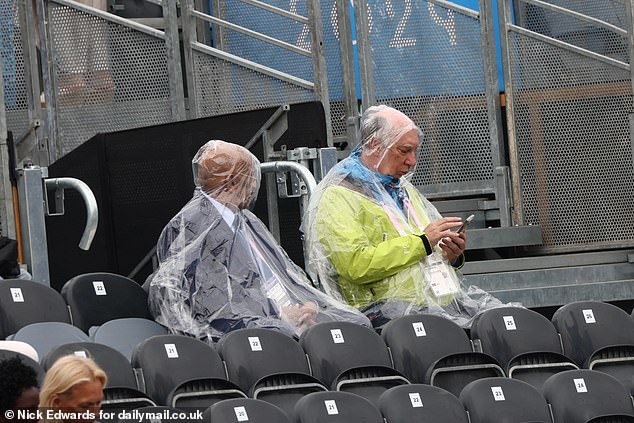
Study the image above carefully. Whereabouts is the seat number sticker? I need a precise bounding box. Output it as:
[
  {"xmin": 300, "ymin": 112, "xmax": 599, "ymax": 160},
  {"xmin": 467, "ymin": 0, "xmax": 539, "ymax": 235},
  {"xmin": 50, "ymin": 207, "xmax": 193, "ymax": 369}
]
[
  {"xmin": 330, "ymin": 329, "xmax": 344, "ymax": 344},
  {"xmin": 503, "ymin": 316, "xmax": 517, "ymax": 331},
  {"xmin": 73, "ymin": 350, "xmax": 87, "ymax": 358},
  {"xmin": 574, "ymin": 378, "xmax": 587, "ymax": 393},
  {"xmin": 249, "ymin": 337, "xmax": 262, "ymax": 351},
  {"xmin": 164, "ymin": 343, "xmax": 179, "ymax": 358},
  {"xmin": 409, "ymin": 392, "xmax": 423, "ymax": 407},
  {"xmin": 582, "ymin": 309, "xmax": 596, "ymax": 324},
  {"xmin": 324, "ymin": 400, "xmax": 339, "ymax": 415},
  {"xmin": 93, "ymin": 281, "xmax": 107, "ymax": 296},
  {"xmin": 412, "ymin": 322, "xmax": 427, "ymax": 337},
  {"xmin": 491, "ymin": 386, "xmax": 505, "ymax": 401},
  {"xmin": 234, "ymin": 406, "xmax": 249, "ymax": 421},
  {"xmin": 10, "ymin": 288, "xmax": 24, "ymax": 303}
]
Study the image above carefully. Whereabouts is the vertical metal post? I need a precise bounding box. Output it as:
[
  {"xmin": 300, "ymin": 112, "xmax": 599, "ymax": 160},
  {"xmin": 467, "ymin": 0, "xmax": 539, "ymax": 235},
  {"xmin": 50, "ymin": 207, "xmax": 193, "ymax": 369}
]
[
  {"xmin": 162, "ymin": 0, "xmax": 187, "ymax": 121},
  {"xmin": 262, "ymin": 131, "xmax": 281, "ymax": 242},
  {"xmin": 181, "ymin": 0, "xmax": 198, "ymax": 118},
  {"xmin": 628, "ymin": 0, "xmax": 634, "ymax": 169},
  {"xmin": 336, "ymin": 0, "xmax": 360, "ymax": 144},
  {"xmin": 353, "ymin": 0, "xmax": 375, "ymax": 110},
  {"xmin": 307, "ymin": 0, "xmax": 333, "ymax": 145},
  {"xmin": 497, "ymin": 0, "xmax": 525, "ymax": 225},
  {"xmin": 17, "ymin": 165, "xmax": 50, "ymax": 285},
  {"xmin": 480, "ymin": 0, "xmax": 512, "ymax": 226},
  {"xmin": 211, "ymin": 0, "xmax": 224, "ymax": 50}
]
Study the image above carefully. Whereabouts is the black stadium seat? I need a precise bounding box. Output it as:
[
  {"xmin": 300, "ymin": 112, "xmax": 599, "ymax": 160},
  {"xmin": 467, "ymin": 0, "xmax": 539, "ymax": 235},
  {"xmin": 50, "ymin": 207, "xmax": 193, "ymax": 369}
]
[
  {"xmin": 470, "ymin": 306, "xmax": 577, "ymax": 389},
  {"xmin": 62, "ymin": 272, "xmax": 151, "ymax": 333},
  {"xmin": 552, "ymin": 301, "xmax": 634, "ymax": 392},
  {"xmin": 12, "ymin": 322, "xmax": 89, "ymax": 359},
  {"xmin": 43, "ymin": 342, "xmax": 155, "ymax": 413},
  {"xmin": 299, "ymin": 321, "xmax": 409, "ymax": 405},
  {"xmin": 381, "ymin": 314, "xmax": 504, "ymax": 397},
  {"xmin": 91, "ymin": 318, "xmax": 168, "ymax": 361},
  {"xmin": 293, "ymin": 391, "xmax": 384, "ymax": 423},
  {"xmin": 460, "ymin": 377, "xmax": 553, "ymax": 423},
  {"xmin": 543, "ymin": 369, "xmax": 634, "ymax": 423},
  {"xmin": 217, "ymin": 328, "xmax": 326, "ymax": 416},
  {"xmin": 132, "ymin": 334, "xmax": 246, "ymax": 409},
  {"xmin": 204, "ymin": 398, "xmax": 291, "ymax": 423},
  {"xmin": 0, "ymin": 349, "xmax": 45, "ymax": 384},
  {"xmin": 378, "ymin": 384, "xmax": 469, "ymax": 423},
  {"xmin": 0, "ymin": 279, "xmax": 70, "ymax": 338}
]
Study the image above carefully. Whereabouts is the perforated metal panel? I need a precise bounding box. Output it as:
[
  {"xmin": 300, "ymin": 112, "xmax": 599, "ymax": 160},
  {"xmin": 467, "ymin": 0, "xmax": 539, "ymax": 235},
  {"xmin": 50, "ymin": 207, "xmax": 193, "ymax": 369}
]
[
  {"xmin": 358, "ymin": 0, "xmax": 496, "ymax": 196},
  {"xmin": 192, "ymin": 50, "xmax": 314, "ymax": 117},
  {"xmin": 506, "ymin": 31, "xmax": 634, "ymax": 249},
  {"xmin": 517, "ymin": 0, "xmax": 628, "ymax": 64},
  {"xmin": 532, "ymin": 0, "xmax": 626, "ymax": 29},
  {"xmin": 1, "ymin": 0, "xmax": 29, "ymax": 138},
  {"xmin": 47, "ymin": 1, "xmax": 175, "ymax": 157}
]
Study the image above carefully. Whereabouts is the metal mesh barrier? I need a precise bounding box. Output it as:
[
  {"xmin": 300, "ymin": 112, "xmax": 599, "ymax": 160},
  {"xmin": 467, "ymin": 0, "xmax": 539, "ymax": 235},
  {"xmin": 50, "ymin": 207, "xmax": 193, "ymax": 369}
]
[
  {"xmin": 47, "ymin": 1, "xmax": 175, "ymax": 157},
  {"xmin": 517, "ymin": 0, "xmax": 628, "ymax": 64},
  {"xmin": 192, "ymin": 50, "xmax": 314, "ymax": 117},
  {"xmin": 359, "ymin": 0, "xmax": 496, "ymax": 196},
  {"xmin": 532, "ymin": 0, "xmax": 626, "ymax": 29},
  {"xmin": 1, "ymin": 0, "xmax": 29, "ymax": 138},
  {"xmin": 508, "ymin": 31, "xmax": 634, "ymax": 249}
]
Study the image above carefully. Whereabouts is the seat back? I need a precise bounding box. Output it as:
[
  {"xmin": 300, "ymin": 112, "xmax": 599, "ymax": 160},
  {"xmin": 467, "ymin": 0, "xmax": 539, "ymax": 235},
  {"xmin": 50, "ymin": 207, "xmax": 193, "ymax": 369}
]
[
  {"xmin": 132, "ymin": 334, "xmax": 229, "ymax": 405},
  {"xmin": 91, "ymin": 318, "xmax": 168, "ymax": 361},
  {"xmin": 381, "ymin": 314, "xmax": 473, "ymax": 383},
  {"xmin": 293, "ymin": 391, "xmax": 384, "ymax": 423},
  {"xmin": 61, "ymin": 273, "xmax": 151, "ymax": 332},
  {"xmin": 204, "ymin": 398, "xmax": 291, "ymax": 423},
  {"xmin": 460, "ymin": 377, "xmax": 552, "ymax": 423},
  {"xmin": 471, "ymin": 307, "xmax": 564, "ymax": 370},
  {"xmin": 552, "ymin": 301, "xmax": 634, "ymax": 367},
  {"xmin": 543, "ymin": 370, "xmax": 634, "ymax": 423},
  {"xmin": 378, "ymin": 384, "xmax": 469, "ymax": 423},
  {"xmin": 13, "ymin": 322, "xmax": 89, "ymax": 359},
  {"xmin": 42, "ymin": 342, "xmax": 138, "ymax": 389},
  {"xmin": 0, "ymin": 279, "xmax": 70, "ymax": 338},
  {"xmin": 218, "ymin": 328, "xmax": 311, "ymax": 392},
  {"xmin": 299, "ymin": 321, "xmax": 393, "ymax": 386}
]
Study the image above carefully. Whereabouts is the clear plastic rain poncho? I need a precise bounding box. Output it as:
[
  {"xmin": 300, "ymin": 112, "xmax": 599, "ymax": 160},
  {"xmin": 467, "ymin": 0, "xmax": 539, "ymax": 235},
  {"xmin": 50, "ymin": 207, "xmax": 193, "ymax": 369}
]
[
  {"xmin": 303, "ymin": 106, "xmax": 516, "ymax": 328},
  {"xmin": 148, "ymin": 140, "xmax": 370, "ymax": 342}
]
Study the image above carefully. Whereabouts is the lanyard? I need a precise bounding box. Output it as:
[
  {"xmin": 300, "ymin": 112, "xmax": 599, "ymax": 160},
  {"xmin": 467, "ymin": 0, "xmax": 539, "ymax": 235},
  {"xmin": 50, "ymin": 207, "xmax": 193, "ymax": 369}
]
[{"xmin": 382, "ymin": 194, "xmax": 425, "ymax": 237}]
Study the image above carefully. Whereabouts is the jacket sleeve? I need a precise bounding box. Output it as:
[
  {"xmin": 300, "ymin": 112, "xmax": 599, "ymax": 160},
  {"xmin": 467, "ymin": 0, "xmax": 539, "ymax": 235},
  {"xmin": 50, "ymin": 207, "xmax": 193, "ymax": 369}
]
[{"xmin": 316, "ymin": 186, "xmax": 429, "ymax": 285}]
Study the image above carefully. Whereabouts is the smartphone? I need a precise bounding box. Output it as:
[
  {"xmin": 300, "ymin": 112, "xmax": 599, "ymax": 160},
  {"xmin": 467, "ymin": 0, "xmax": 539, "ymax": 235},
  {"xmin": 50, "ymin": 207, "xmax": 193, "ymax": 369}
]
[{"xmin": 456, "ymin": 214, "xmax": 475, "ymax": 233}]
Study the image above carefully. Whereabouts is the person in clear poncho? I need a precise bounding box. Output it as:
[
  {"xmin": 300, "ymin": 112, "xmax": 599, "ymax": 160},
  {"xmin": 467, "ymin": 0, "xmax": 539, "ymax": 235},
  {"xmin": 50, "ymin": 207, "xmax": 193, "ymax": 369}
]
[
  {"xmin": 304, "ymin": 105, "xmax": 512, "ymax": 328},
  {"xmin": 147, "ymin": 140, "xmax": 370, "ymax": 342}
]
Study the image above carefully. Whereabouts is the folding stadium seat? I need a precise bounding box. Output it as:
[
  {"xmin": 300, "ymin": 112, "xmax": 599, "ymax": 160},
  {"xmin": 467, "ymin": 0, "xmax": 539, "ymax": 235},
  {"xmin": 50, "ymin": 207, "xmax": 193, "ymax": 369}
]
[
  {"xmin": 203, "ymin": 398, "xmax": 292, "ymax": 423},
  {"xmin": 0, "ymin": 349, "xmax": 45, "ymax": 383},
  {"xmin": 293, "ymin": 391, "xmax": 384, "ymax": 423},
  {"xmin": 586, "ymin": 417, "xmax": 634, "ymax": 423},
  {"xmin": 378, "ymin": 384, "xmax": 469, "ymax": 423},
  {"xmin": 12, "ymin": 322, "xmax": 89, "ymax": 359},
  {"xmin": 91, "ymin": 317, "xmax": 168, "ymax": 361},
  {"xmin": 61, "ymin": 272, "xmax": 151, "ymax": 333},
  {"xmin": 132, "ymin": 334, "xmax": 246, "ymax": 410},
  {"xmin": 0, "ymin": 279, "xmax": 70, "ymax": 338},
  {"xmin": 552, "ymin": 301, "xmax": 634, "ymax": 392},
  {"xmin": 380, "ymin": 314, "xmax": 504, "ymax": 397},
  {"xmin": 459, "ymin": 377, "xmax": 553, "ymax": 423},
  {"xmin": 299, "ymin": 321, "xmax": 410, "ymax": 405},
  {"xmin": 543, "ymin": 369, "xmax": 634, "ymax": 423},
  {"xmin": 0, "ymin": 340, "xmax": 39, "ymax": 361},
  {"xmin": 217, "ymin": 328, "xmax": 326, "ymax": 416},
  {"xmin": 470, "ymin": 306, "xmax": 577, "ymax": 389},
  {"xmin": 43, "ymin": 342, "xmax": 155, "ymax": 414}
]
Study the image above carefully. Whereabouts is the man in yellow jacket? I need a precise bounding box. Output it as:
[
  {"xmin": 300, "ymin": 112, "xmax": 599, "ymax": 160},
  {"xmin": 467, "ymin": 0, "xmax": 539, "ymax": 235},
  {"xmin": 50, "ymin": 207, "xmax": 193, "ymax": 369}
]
[{"xmin": 304, "ymin": 105, "xmax": 486, "ymax": 327}]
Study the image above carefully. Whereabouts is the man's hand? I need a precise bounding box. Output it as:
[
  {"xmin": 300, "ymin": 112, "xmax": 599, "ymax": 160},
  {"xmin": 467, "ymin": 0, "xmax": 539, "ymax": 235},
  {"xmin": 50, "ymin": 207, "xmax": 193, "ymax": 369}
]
[
  {"xmin": 439, "ymin": 231, "xmax": 466, "ymax": 264},
  {"xmin": 282, "ymin": 302, "xmax": 318, "ymax": 329},
  {"xmin": 423, "ymin": 217, "xmax": 463, "ymax": 248}
]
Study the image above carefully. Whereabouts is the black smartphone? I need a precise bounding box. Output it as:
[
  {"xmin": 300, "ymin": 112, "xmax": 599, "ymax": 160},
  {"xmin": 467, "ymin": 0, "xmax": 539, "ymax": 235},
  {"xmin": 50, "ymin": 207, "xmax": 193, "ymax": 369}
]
[{"xmin": 456, "ymin": 214, "xmax": 475, "ymax": 233}]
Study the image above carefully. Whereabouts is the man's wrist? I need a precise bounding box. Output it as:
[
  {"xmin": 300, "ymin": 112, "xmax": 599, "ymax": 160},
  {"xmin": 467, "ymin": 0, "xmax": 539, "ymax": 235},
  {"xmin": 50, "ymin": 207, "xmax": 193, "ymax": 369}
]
[{"xmin": 418, "ymin": 233, "xmax": 432, "ymax": 255}]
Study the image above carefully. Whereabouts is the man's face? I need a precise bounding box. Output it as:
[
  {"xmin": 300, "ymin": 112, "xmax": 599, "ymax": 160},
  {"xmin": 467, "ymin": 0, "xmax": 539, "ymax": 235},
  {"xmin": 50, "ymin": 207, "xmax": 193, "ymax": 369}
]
[
  {"xmin": 376, "ymin": 128, "xmax": 420, "ymax": 178},
  {"xmin": 11, "ymin": 386, "xmax": 39, "ymax": 423},
  {"xmin": 52, "ymin": 381, "xmax": 103, "ymax": 423}
]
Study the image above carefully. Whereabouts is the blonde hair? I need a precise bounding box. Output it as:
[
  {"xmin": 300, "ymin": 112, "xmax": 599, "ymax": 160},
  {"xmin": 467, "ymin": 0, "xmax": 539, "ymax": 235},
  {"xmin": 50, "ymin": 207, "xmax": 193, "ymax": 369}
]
[{"xmin": 39, "ymin": 355, "xmax": 107, "ymax": 408}]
